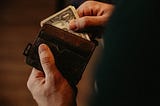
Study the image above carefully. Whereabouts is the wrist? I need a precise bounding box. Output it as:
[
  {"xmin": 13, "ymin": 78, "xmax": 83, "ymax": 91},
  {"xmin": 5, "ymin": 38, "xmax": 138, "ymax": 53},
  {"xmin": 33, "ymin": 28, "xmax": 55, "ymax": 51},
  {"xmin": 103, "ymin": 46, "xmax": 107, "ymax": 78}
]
[{"xmin": 36, "ymin": 93, "xmax": 77, "ymax": 106}]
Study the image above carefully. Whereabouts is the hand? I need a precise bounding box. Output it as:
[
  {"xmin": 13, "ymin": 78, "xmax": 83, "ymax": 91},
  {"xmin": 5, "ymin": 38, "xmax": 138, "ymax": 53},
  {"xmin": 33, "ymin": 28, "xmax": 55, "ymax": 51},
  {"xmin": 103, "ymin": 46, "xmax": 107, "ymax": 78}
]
[
  {"xmin": 69, "ymin": 1, "xmax": 115, "ymax": 31},
  {"xmin": 27, "ymin": 44, "xmax": 76, "ymax": 106}
]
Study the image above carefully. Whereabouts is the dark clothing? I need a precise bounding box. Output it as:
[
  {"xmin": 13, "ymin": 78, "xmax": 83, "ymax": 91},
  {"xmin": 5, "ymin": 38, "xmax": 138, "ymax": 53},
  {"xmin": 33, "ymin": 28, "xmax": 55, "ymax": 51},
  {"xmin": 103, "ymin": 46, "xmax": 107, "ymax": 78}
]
[
  {"xmin": 96, "ymin": 0, "xmax": 117, "ymax": 4},
  {"xmin": 92, "ymin": 0, "xmax": 160, "ymax": 105}
]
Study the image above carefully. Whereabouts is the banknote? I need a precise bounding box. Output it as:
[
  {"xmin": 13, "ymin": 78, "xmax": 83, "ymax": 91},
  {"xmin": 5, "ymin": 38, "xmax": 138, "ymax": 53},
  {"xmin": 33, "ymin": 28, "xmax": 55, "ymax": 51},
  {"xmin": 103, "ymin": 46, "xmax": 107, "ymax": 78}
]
[{"xmin": 40, "ymin": 5, "xmax": 90, "ymax": 41}]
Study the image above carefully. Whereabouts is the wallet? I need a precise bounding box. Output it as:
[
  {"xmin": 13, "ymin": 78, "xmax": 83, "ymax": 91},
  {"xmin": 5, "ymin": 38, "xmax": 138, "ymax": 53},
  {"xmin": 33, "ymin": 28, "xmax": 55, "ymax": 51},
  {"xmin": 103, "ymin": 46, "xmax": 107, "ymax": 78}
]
[{"xmin": 23, "ymin": 24, "xmax": 97, "ymax": 87}]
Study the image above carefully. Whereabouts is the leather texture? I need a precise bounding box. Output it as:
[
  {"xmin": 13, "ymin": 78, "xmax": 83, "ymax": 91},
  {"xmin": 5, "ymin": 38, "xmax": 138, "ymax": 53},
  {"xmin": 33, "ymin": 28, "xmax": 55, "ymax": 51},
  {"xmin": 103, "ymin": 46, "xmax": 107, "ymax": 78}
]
[{"xmin": 23, "ymin": 24, "xmax": 97, "ymax": 86}]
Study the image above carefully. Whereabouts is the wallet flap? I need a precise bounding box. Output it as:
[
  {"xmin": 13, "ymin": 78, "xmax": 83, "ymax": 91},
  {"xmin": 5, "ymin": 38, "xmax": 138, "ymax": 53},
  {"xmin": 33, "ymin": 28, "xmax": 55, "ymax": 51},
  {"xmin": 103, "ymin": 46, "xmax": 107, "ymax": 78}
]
[{"xmin": 40, "ymin": 24, "xmax": 96, "ymax": 57}]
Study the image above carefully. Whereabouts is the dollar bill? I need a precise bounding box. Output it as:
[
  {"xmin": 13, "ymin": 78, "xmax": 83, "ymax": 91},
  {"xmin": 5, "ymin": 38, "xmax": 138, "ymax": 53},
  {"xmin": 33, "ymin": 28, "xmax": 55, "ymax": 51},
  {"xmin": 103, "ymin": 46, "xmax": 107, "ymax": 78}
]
[{"xmin": 40, "ymin": 6, "xmax": 90, "ymax": 41}]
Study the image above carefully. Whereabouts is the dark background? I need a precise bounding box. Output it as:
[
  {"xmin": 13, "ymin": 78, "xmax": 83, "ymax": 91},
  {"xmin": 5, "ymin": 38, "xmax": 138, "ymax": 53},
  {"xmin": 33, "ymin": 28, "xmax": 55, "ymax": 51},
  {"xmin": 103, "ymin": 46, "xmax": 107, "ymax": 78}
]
[{"xmin": 0, "ymin": 0, "xmax": 57, "ymax": 105}]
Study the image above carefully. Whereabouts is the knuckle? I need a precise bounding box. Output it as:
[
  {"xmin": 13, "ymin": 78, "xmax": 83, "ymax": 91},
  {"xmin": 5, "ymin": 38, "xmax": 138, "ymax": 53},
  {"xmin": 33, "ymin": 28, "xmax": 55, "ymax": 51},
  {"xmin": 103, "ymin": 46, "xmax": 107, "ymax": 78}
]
[
  {"xmin": 80, "ymin": 17, "xmax": 89, "ymax": 28},
  {"xmin": 41, "ymin": 56, "xmax": 52, "ymax": 65}
]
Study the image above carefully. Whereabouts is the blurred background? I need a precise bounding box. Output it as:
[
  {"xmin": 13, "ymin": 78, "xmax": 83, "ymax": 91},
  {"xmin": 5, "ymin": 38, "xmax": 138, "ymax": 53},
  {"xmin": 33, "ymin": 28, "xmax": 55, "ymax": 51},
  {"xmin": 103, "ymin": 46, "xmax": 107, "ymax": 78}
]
[
  {"xmin": 0, "ymin": 0, "xmax": 87, "ymax": 106},
  {"xmin": 0, "ymin": 0, "xmax": 106, "ymax": 106},
  {"xmin": 0, "ymin": 0, "xmax": 59, "ymax": 105}
]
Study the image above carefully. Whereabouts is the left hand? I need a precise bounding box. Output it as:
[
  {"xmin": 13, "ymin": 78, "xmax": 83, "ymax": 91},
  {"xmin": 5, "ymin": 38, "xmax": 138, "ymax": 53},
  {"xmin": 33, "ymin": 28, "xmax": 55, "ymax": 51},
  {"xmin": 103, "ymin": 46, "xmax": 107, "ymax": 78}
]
[{"xmin": 27, "ymin": 44, "xmax": 76, "ymax": 106}]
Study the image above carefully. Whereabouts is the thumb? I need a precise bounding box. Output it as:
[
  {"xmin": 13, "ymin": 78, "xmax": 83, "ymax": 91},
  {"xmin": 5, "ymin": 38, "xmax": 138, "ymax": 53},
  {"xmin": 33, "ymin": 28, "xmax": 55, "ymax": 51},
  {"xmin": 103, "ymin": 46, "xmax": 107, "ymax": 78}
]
[
  {"xmin": 69, "ymin": 16, "xmax": 107, "ymax": 31},
  {"xmin": 38, "ymin": 44, "xmax": 57, "ymax": 78}
]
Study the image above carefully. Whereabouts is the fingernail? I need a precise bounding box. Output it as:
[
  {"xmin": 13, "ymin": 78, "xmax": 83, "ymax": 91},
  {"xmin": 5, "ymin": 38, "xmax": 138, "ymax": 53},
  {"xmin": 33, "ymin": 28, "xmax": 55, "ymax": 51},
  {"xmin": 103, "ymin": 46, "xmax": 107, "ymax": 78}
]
[
  {"xmin": 69, "ymin": 20, "xmax": 77, "ymax": 30},
  {"xmin": 39, "ymin": 44, "xmax": 48, "ymax": 54}
]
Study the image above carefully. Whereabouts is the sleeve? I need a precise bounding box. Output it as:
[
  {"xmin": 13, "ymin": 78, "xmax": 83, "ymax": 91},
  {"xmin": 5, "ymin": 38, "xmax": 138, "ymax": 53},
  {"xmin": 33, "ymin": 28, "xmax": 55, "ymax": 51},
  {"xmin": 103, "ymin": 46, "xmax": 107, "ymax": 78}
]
[{"xmin": 91, "ymin": 0, "xmax": 160, "ymax": 105}]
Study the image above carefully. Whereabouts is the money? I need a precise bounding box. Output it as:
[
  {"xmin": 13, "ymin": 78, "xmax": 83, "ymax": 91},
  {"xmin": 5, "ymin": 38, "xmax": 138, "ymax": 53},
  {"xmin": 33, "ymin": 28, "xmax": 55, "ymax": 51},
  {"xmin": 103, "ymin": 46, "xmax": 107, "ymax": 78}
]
[{"xmin": 40, "ymin": 6, "xmax": 90, "ymax": 41}]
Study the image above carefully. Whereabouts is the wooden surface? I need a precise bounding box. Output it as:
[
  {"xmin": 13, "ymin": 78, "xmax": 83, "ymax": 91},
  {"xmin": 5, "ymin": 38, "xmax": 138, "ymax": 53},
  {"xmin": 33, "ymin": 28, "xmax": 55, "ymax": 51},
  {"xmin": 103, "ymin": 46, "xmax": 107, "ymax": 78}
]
[{"xmin": 0, "ymin": 0, "xmax": 57, "ymax": 106}]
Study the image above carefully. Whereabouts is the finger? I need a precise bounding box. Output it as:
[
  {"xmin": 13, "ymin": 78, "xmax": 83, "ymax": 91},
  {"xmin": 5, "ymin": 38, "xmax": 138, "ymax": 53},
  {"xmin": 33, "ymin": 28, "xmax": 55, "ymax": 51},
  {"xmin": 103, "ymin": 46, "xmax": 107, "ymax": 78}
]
[
  {"xmin": 38, "ymin": 44, "xmax": 58, "ymax": 79},
  {"xmin": 27, "ymin": 68, "xmax": 44, "ymax": 90},
  {"xmin": 29, "ymin": 68, "xmax": 44, "ymax": 79},
  {"xmin": 77, "ymin": 1, "xmax": 103, "ymax": 17},
  {"xmin": 69, "ymin": 20, "xmax": 78, "ymax": 31},
  {"xmin": 77, "ymin": 6, "xmax": 92, "ymax": 17},
  {"xmin": 69, "ymin": 16, "xmax": 107, "ymax": 31}
]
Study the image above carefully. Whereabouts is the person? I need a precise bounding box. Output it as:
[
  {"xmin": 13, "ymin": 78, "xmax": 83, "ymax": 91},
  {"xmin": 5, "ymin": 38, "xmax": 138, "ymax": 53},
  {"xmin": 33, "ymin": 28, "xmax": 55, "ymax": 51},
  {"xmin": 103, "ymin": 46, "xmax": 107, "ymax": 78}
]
[{"xmin": 27, "ymin": 0, "xmax": 160, "ymax": 106}]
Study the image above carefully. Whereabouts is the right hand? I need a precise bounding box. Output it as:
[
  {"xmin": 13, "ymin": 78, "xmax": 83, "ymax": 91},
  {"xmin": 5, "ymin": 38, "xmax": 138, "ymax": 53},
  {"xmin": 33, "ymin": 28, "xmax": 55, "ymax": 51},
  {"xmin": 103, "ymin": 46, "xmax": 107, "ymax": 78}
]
[{"xmin": 69, "ymin": 1, "xmax": 115, "ymax": 31}]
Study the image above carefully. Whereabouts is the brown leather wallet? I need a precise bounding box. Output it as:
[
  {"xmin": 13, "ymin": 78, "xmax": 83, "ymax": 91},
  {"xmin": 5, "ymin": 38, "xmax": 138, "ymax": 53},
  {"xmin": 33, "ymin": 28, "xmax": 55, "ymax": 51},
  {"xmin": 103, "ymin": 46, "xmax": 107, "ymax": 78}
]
[{"xmin": 23, "ymin": 24, "xmax": 97, "ymax": 86}]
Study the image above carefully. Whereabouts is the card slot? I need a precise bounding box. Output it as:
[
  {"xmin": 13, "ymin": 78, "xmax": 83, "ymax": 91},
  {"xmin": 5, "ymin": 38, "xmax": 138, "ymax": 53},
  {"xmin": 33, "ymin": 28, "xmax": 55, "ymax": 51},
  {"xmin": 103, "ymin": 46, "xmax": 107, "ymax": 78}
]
[
  {"xmin": 39, "ymin": 26, "xmax": 96, "ymax": 57},
  {"xmin": 56, "ymin": 50, "xmax": 86, "ymax": 84}
]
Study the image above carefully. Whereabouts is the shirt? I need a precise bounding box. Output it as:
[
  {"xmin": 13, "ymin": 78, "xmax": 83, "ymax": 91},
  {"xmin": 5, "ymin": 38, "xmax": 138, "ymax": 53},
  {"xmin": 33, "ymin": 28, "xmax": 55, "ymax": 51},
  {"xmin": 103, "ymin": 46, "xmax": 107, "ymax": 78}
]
[{"xmin": 91, "ymin": 0, "xmax": 160, "ymax": 105}]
